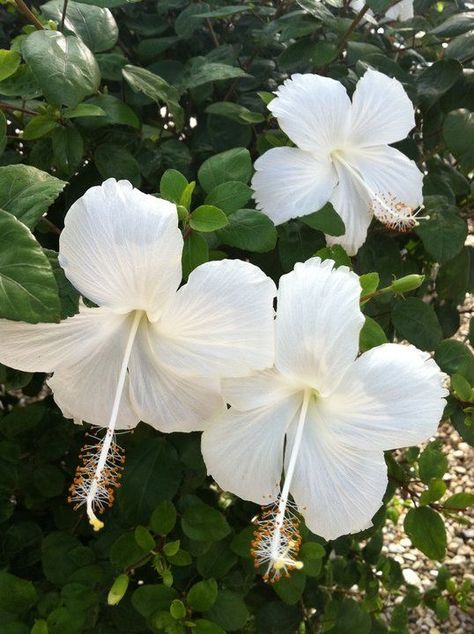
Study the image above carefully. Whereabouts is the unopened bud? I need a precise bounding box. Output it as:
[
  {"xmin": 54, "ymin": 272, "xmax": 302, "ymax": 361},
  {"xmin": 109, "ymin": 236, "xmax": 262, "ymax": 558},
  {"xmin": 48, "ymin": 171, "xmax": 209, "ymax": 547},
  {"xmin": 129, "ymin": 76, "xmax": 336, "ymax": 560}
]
[
  {"xmin": 170, "ymin": 599, "xmax": 187, "ymax": 620},
  {"xmin": 389, "ymin": 274, "xmax": 424, "ymax": 294},
  {"xmin": 107, "ymin": 574, "xmax": 129, "ymax": 606}
]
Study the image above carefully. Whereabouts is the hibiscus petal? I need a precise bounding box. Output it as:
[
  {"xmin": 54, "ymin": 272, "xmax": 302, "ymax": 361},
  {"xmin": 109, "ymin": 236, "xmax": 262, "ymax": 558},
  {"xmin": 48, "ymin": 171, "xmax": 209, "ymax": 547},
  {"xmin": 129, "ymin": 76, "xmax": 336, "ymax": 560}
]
[
  {"xmin": 319, "ymin": 343, "xmax": 448, "ymax": 451},
  {"xmin": 345, "ymin": 145, "xmax": 424, "ymax": 213},
  {"xmin": 222, "ymin": 368, "xmax": 301, "ymax": 410},
  {"xmin": 286, "ymin": 399, "xmax": 388, "ymax": 540},
  {"xmin": 251, "ymin": 147, "xmax": 337, "ymax": 225},
  {"xmin": 59, "ymin": 179, "xmax": 183, "ymax": 320},
  {"xmin": 128, "ymin": 320, "xmax": 225, "ymax": 433},
  {"xmin": 275, "ymin": 258, "xmax": 364, "ymax": 393},
  {"xmin": 0, "ymin": 307, "xmax": 138, "ymax": 428},
  {"xmin": 155, "ymin": 259, "xmax": 276, "ymax": 378},
  {"xmin": 349, "ymin": 69, "xmax": 415, "ymax": 147},
  {"xmin": 269, "ymin": 73, "xmax": 352, "ymax": 154},
  {"xmin": 385, "ymin": 0, "xmax": 413, "ymax": 22},
  {"xmin": 328, "ymin": 159, "xmax": 372, "ymax": 255},
  {"xmin": 201, "ymin": 394, "xmax": 301, "ymax": 504}
]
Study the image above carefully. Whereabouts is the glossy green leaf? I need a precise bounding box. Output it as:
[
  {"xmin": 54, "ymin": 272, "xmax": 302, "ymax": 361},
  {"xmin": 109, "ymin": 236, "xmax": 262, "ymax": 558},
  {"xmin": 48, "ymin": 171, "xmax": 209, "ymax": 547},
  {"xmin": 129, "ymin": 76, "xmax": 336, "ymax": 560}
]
[
  {"xmin": 404, "ymin": 507, "xmax": 446, "ymax": 561},
  {"xmin": 198, "ymin": 148, "xmax": 252, "ymax": 193},
  {"xmin": 190, "ymin": 206, "xmax": 229, "ymax": 232}
]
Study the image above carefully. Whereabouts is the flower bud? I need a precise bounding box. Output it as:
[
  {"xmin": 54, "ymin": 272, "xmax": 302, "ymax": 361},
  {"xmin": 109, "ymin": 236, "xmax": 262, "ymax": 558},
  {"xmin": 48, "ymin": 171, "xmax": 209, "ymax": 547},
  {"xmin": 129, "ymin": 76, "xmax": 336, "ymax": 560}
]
[
  {"xmin": 170, "ymin": 599, "xmax": 187, "ymax": 620},
  {"xmin": 389, "ymin": 274, "xmax": 424, "ymax": 294},
  {"xmin": 107, "ymin": 573, "xmax": 129, "ymax": 606}
]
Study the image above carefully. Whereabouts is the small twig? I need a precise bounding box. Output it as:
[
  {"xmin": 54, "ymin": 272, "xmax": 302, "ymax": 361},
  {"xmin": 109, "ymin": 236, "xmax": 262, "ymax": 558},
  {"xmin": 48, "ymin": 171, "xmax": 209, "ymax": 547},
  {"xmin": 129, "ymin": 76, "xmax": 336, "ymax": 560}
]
[
  {"xmin": 41, "ymin": 217, "xmax": 62, "ymax": 236},
  {"xmin": 0, "ymin": 102, "xmax": 37, "ymax": 116},
  {"xmin": 337, "ymin": 4, "xmax": 370, "ymax": 55},
  {"xmin": 206, "ymin": 18, "xmax": 220, "ymax": 48},
  {"xmin": 14, "ymin": 0, "xmax": 44, "ymax": 30},
  {"xmin": 60, "ymin": 0, "xmax": 69, "ymax": 31}
]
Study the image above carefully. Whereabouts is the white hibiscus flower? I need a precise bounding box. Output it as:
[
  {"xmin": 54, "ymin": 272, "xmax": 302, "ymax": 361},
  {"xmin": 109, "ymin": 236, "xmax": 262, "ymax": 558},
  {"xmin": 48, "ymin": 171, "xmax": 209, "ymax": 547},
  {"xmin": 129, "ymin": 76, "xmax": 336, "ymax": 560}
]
[
  {"xmin": 0, "ymin": 178, "xmax": 276, "ymax": 530},
  {"xmin": 252, "ymin": 69, "xmax": 423, "ymax": 255},
  {"xmin": 202, "ymin": 257, "xmax": 447, "ymax": 581},
  {"xmin": 351, "ymin": 0, "xmax": 414, "ymax": 23}
]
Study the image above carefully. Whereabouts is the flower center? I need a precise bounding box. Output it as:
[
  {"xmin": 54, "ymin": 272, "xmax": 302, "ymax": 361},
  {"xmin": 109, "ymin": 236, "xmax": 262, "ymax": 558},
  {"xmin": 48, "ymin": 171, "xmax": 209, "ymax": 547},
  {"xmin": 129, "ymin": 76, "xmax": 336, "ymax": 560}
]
[{"xmin": 330, "ymin": 150, "xmax": 423, "ymax": 232}]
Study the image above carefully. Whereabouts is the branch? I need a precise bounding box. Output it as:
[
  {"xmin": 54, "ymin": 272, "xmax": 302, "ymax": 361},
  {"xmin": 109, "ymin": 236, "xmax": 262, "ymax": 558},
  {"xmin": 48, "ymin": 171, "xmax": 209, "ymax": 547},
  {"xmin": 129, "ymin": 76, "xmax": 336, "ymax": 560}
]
[
  {"xmin": 14, "ymin": 0, "xmax": 44, "ymax": 30},
  {"xmin": 60, "ymin": 0, "xmax": 69, "ymax": 31},
  {"xmin": 337, "ymin": 4, "xmax": 369, "ymax": 55}
]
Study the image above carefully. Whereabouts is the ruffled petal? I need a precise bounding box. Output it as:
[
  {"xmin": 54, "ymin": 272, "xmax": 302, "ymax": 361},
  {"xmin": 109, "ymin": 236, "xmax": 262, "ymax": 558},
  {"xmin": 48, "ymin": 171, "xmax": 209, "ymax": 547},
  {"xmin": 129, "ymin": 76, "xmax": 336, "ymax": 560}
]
[
  {"xmin": 349, "ymin": 69, "xmax": 415, "ymax": 147},
  {"xmin": 0, "ymin": 307, "xmax": 138, "ymax": 428},
  {"xmin": 268, "ymin": 73, "xmax": 352, "ymax": 154},
  {"xmin": 59, "ymin": 179, "xmax": 183, "ymax": 320},
  {"xmin": 128, "ymin": 320, "xmax": 225, "ymax": 433},
  {"xmin": 222, "ymin": 367, "xmax": 301, "ymax": 411},
  {"xmin": 318, "ymin": 343, "xmax": 448, "ymax": 451},
  {"xmin": 275, "ymin": 258, "xmax": 364, "ymax": 393},
  {"xmin": 328, "ymin": 158, "xmax": 373, "ymax": 255},
  {"xmin": 286, "ymin": 399, "xmax": 388, "ymax": 540},
  {"xmin": 252, "ymin": 147, "xmax": 337, "ymax": 225},
  {"xmin": 155, "ymin": 259, "xmax": 276, "ymax": 378},
  {"xmin": 201, "ymin": 394, "xmax": 301, "ymax": 504},
  {"xmin": 345, "ymin": 144, "xmax": 424, "ymax": 215}
]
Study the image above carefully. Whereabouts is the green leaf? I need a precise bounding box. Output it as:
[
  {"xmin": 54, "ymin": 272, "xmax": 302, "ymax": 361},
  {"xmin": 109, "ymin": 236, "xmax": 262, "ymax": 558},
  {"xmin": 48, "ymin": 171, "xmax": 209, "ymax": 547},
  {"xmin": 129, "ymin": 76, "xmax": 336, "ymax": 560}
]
[
  {"xmin": 0, "ymin": 571, "xmax": 37, "ymax": 615},
  {"xmin": 41, "ymin": 1, "xmax": 118, "ymax": 53},
  {"xmin": 196, "ymin": 540, "xmax": 238, "ymax": 579},
  {"xmin": 430, "ymin": 12, "xmax": 474, "ymax": 37},
  {"xmin": 392, "ymin": 298, "xmax": 443, "ymax": 351},
  {"xmin": 42, "ymin": 532, "xmax": 95, "ymax": 585},
  {"xmin": 107, "ymin": 574, "xmax": 129, "ymax": 606},
  {"xmin": 445, "ymin": 32, "xmax": 474, "ymax": 63},
  {"xmin": 182, "ymin": 232, "xmax": 209, "ymax": 279},
  {"xmin": 117, "ymin": 438, "xmax": 182, "ymax": 525},
  {"xmin": 419, "ymin": 478, "xmax": 446, "ymax": 505},
  {"xmin": 301, "ymin": 202, "xmax": 345, "ymax": 236},
  {"xmin": 205, "ymin": 102, "xmax": 264, "ymax": 125},
  {"xmin": 278, "ymin": 222, "xmax": 325, "ymax": 272},
  {"xmin": 62, "ymin": 103, "xmax": 106, "ymax": 118},
  {"xmin": 22, "ymin": 114, "xmax": 60, "ymax": 140},
  {"xmin": 416, "ymin": 197, "xmax": 467, "ymax": 263},
  {"xmin": 216, "ymin": 208, "xmax": 277, "ymax": 253},
  {"xmin": 437, "ymin": 247, "xmax": 470, "ymax": 303},
  {"xmin": 417, "ymin": 60, "xmax": 463, "ymax": 109},
  {"xmin": 0, "ymin": 209, "xmax": 60, "ymax": 323},
  {"xmin": 51, "ymin": 127, "xmax": 84, "ymax": 175},
  {"xmin": 160, "ymin": 169, "xmax": 188, "ymax": 205},
  {"xmin": 110, "ymin": 533, "xmax": 148, "ymax": 570},
  {"xmin": 122, "ymin": 64, "xmax": 184, "ymax": 129},
  {"xmin": 451, "ymin": 373, "xmax": 473, "ymax": 402},
  {"xmin": 434, "ymin": 340, "xmax": 474, "ymax": 384},
  {"xmin": 299, "ymin": 542, "xmax": 325, "ymax": 577},
  {"xmin": 190, "ymin": 206, "xmax": 229, "ymax": 232},
  {"xmin": 0, "ymin": 111, "xmax": 6, "ymax": 156},
  {"xmin": 443, "ymin": 108, "xmax": 474, "ymax": 168},
  {"xmin": 80, "ymin": 95, "xmax": 139, "ymax": 129},
  {"xmin": 205, "ymin": 590, "xmax": 249, "ymax": 632},
  {"xmin": 195, "ymin": 620, "xmax": 225, "ymax": 634},
  {"xmin": 198, "ymin": 148, "xmax": 252, "ymax": 193},
  {"xmin": 94, "ymin": 144, "xmax": 141, "ymax": 187},
  {"xmin": 134, "ymin": 526, "xmax": 156, "ymax": 552},
  {"xmin": 204, "ymin": 182, "xmax": 252, "ymax": 214},
  {"xmin": 22, "ymin": 30, "xmax": 100, "ymax": 108},
  {"xmin": 180, "ymin": 61, "xmax": 251, "ymax": 91},
  {"xmin": 418, "ymin": 441, "xmax": 448, "ymax": 484},
  {"xmin": 273, "ymin": 571, "xmax": 306, "ymax": 605},
  {"xmin": 315, "ymin": 244, "xmax": 351, "ymax": 268},
  {"xmin": 360, "ymin": 272, "xmax": 380, "ymax": 299},
  {"xmin": 0, "ymin": 49, "xmax": 21, "ymax": 82},
  {"xmin": 44, "ymin": 249, "xmax": 79, "ymax": 319},
  {"xmin": 0, "ymin": 64, "xmax": 41, "ymax": 99},
  {"xmin": 443, "ymin": 492, "xmax": 474, "ymax": 510},
  {"xmin": 132, "ymin": 585, "xmax": 178, "ymax": 618},
  {"xmin": 404, "ymin": 507, "xmax": 446, "ymax": 560},
  {"xmin": 323, "ymin": 598, "xmax": 371, "ymax": 634},
  {"xmin": 150, "ymin": 501, "xmax": 177, "ymax": 535},
  {"xmin": 181, "ymin": 503, "xmax": 230, "ymax": 542},
  {"xmin": 359, "ymin": 316, "xmax": 388, "ymax": 353},
  {"xmin": 187, "ymin": 579, "xmax": 218, "ymax": 612}
]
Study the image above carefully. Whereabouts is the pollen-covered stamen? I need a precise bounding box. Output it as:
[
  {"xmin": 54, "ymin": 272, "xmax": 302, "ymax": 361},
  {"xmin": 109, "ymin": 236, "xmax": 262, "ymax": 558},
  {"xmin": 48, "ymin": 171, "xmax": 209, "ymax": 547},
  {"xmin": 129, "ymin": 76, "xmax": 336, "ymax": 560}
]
[
  {"xmin": 250, "ymin": 388, "xmax": 312, "ymax": 583},
  {"xmin": 369, "ymin": 192, "xmax": 422, "ymax": 232},
  {"xmin": 69, "ymin": 309, "xmax": 143, "ymax": 531},
  {"xmin": 251, "ymin": 499, "xmax": 303, "ymax": 583},
  {"xmin": 68, "ymin": 431, "xmax": 125, "ymax": 526}
]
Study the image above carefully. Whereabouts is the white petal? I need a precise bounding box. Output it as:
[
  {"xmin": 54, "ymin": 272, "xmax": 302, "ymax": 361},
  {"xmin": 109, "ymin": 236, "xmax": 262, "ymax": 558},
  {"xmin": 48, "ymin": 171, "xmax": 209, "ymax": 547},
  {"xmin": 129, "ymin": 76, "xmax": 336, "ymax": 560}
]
[
  {"xmin": 275, "ymin": 258, "xmax": 364, "ymax": 393},
  {"xmin": 349, "ymin": 70, "xmax": 415, "ymax": 147},
  {"xmin": 222, "ymin": 367, "xmax": 300, "ymax": 411},
  {"xmin": 155, "ymin": 259, "xmax": 276, "ymax": 378},
  {"xmin": 252, "ymin": 147, "xmax": 337, "ymax": 225},
  {"xmin": 0, "ymin": 307, "xmax": 138, "ymax": 428},
  {"xmin": 59, "ymin": 179, "xmax": 183, "ymax": 320},
  {"xmin": 319, "ymin": 344, "xmax": 448, "ymax": 451},
  {"xmin": 202, "ymin": 394, "xmax": 301, "ymax": 504},
  {"xmin": 287, "ymin": 400, "xmax": 388, "ymax": 540},
  {"xmin": 128, "ymin": 320, "xmax": 225, "ymax": 433},
  {"xmin": 269, "ymin": 74, "xmax": 352, "ymax": 154},
  {"xmin": 328, "ymin": 160, "xmax": 372, "ymax": 255},
  {"xmin": 346, "ymin": 145, "xmax": 424, "ymax": 211},
  {"xmin": 385, "ymin": 0, "xmax": 413, "ymax": 21}
]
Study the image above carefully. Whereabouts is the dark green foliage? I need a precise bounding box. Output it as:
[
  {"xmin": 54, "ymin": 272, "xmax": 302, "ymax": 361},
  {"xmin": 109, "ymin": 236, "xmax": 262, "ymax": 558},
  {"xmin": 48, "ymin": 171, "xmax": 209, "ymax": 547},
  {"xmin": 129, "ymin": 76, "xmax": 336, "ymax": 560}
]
[{"xmin": 0, "ymin": 1, "xmax": 472, "ymax": 632}]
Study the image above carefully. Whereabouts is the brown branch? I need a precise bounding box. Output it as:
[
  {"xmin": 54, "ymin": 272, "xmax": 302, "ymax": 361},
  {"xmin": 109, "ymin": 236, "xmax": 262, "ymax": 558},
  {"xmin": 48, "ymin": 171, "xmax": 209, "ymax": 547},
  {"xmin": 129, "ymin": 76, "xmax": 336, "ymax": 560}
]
[
  {"xmin": 337, "ymin": 4, "xmax": 370, "ymax": 55},
  {"xmin": 14, "ymin": 0, "xmax": 44, "ymax": 30},
  {"xmin": 206, "ymin": 18, "xmax": 220, "ymax": 48},
  {"xmin": 0, "ymin": 102, "xmax": 37, "ymax": 116}
]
